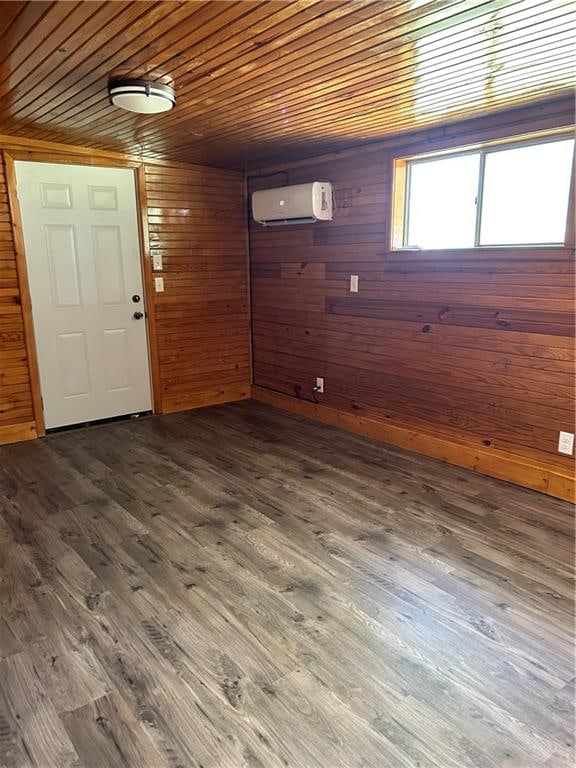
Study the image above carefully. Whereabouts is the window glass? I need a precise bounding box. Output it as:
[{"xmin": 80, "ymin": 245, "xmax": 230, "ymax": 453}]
[
  {"xmin": 406, "ymin": 153, "xmax": 480, "ymax": 248},
  {"xmin": 399, "ymin": 135, "xmax": 574, "ymax": 250},
  {"xmin": 479, "ymin": 139, "xmax": 574, "ymax": 245}
]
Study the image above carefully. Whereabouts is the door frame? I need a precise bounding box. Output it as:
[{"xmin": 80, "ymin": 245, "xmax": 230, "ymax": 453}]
[{"xmin": 4, "ymin": 149, "xmax": 162, "ymax": 437}]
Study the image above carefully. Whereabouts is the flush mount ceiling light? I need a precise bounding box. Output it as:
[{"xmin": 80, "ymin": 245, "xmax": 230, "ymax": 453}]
[{"xmin": 108, "ymin": 79, "xmax": 175, "ymax": 114}]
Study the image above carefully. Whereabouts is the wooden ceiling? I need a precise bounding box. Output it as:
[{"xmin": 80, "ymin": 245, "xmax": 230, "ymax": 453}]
[{"xmin": 0, "ymin": 0, "xmax": 573, "ymax": 169}]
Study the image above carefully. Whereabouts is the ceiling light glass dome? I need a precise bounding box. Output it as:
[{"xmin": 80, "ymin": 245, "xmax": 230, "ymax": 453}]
[{"xmin": 108, "ymin": 79, "xmax": 175, "ymax": 114}]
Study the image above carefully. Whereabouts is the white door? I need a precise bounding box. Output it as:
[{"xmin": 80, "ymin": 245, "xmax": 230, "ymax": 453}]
[{"xmin": 15, "ymin": 161, "xmax": 152, "ymax": 429}]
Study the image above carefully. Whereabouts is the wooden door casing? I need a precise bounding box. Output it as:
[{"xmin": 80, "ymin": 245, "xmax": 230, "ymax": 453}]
[{"xmin": 15, "ymin": 161, "xmax": 153, "ymax": 429}]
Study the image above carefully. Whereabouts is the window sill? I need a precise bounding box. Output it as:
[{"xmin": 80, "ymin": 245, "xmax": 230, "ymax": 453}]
[{"xmin": 386, "ymin": 244, "xmax": 574, "ymax": 262}]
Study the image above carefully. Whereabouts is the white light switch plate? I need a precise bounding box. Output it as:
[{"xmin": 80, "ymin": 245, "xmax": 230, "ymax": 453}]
[
  {"xmin": 154, "ymin": 276, "xmax": 165, "ymax": 293},
  {"xmin": 152, "ymin": 254, "xmax": 163, "ymax": 271},
  {"xmin": 558, "ymin": 431, "xmax": 575, "ymax": 455},
  {"xmin": 350, "ymin": 274, "xmax": 359, "ymax": 293}
]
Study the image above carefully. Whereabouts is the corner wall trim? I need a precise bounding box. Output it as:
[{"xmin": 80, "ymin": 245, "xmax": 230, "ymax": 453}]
[{"xmin": 251, "ymin": 386, "xmax": 575, "ymax": 503}]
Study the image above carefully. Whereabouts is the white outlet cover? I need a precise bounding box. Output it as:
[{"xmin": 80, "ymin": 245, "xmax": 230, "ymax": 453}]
[
  {"xmin": 152, "ymin": 254, "xmax": 163, "ymax": 271},
  {"xmin": 350, "ymin": 274, "xmax": 359, "ymax": 293},
  {"xmin": 315, "ymin": 377, "xmax": 324, "ymax": 393},
  {"xmin": 154, "ymin": 276, "xmax": 165, "ymax": 292},
  {"xmin": 558, "ymin": 431, "xmax": 575, "ymax": 455}
]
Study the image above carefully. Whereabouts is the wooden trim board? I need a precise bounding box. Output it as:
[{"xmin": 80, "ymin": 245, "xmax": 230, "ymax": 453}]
[
  {"xmin": 0, "ymin": 422, "xmax": 37, "ymax": 446},
  {"xmin": 136, "ymin": 163, "xmax": 163, "ymax": 414},
  {"xmin": 162, "ymin": 383, "xmax": 250, "ymax": 414},
  {"xmin": 4, "ymin": 151, "xmax": 46, "ymax": 436},
  {"xmin": 251, "ymin": 386, "xmax": 575, "ymax": 502},
  {"xmin": 0, "ymin": 134, "xmax": 230, "ymax": 173}
]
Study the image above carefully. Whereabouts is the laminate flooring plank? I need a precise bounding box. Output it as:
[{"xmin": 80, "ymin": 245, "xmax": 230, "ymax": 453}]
[
  {"xmin": 60, "ymin": 692, "xmax": 169, "ymax": 768},
  {"xmin": 199, "ymin": 525, "xmax": 564, "ymax": 765},
  {"xmin": 0, "ymin": 619, "xmax": 22, "ymax": 661},
  {"xmin": 0, "ymin": 652, "xmax": 81, "ymax": 768},
  {"xmin": 0, "ymin": 400, "xmax": 573, "ymax": 768},
  {"xmin": 0, "ymin": 680, "xmax": 34, "ymax": 768}
]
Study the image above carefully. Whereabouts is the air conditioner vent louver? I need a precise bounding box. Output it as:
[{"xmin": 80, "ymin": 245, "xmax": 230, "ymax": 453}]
[
  {"xmin": 259, "ymin": 216, "xmax": 317, "ymax": 227},
  {"xmin": 252, "ymin": 182, "xmax": 333, "ymax": 226}
]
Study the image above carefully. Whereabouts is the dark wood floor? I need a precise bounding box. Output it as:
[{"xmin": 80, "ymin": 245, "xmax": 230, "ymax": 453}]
[{"xmin": 0, "ymin": 401, "xmax": 573, "ymax": 768}]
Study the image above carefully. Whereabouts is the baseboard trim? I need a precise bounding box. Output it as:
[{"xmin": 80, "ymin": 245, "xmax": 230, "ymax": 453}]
[
  {"xmin": 162, "ymin": 384, "xmax": 250, "ymax": 414},
  {"xmin": 0, "ymin": 421, "xmax": 38, "ymax": 446},
  {"xmin": 251, "ymin": 386, "xmax": 575, "ymax": 503}
]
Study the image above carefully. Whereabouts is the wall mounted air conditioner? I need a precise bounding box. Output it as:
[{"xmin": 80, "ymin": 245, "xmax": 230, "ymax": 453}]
[{"xmin": 252, "ymin": 181, "xmax": 333, "ymax": 226}]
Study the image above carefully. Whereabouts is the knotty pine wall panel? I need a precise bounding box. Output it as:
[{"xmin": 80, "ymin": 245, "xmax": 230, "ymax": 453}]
[
  {"xmin": 249, "ymin": 100, "xmax": 575, "ymax": 498},
  {"xmin": 143, "ymin": 162, "xmax": 250, "ymax": 412}
]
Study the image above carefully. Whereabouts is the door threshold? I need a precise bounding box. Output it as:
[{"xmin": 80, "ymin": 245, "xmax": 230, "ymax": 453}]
[{"xmin": 46, "ymin": 411, "xmax": 153, "ymax": 435}]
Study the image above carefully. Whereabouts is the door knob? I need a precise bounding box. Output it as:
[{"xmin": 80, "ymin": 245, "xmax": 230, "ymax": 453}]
[
  {"xmin": 133, "ymin": 311, "xmax": 144, "ymax": 320},
  {"xmin": 132, "ymin": 294, "xmax": 141, "ymax": 303}
]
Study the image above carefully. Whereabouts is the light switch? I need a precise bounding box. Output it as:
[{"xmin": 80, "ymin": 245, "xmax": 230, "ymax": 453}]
[
  {"xmin": 152, "ymin": 254, "xmax": 163, "ymax": 271},
  {"xmin": 154, "ymin": 276, "xmax": 165, "ymax": 292},
  {"xmin": 350, "ymin": 274, "xmax": 359, "ymax": 293}
]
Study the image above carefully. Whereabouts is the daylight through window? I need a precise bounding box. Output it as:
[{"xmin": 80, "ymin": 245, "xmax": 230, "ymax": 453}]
[{"xmin": 399, "ymin": 135, "xmax": 574, "ymax": 249}]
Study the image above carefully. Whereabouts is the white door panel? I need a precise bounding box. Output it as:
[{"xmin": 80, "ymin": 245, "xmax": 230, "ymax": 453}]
[
  {"xmin": 15, "ymin": 161, "xmax": 152, "ymax": 429},
  {"xmin": 57, "ymin": 332, "xmax": 91, "ymax": 398},
  {"xmin": 45, "ymin": 225, "xmax": 82, "ymax": 308},
  {"xmin": 93, "ymin": 225, "xmax": 126, "ymax": 305}
]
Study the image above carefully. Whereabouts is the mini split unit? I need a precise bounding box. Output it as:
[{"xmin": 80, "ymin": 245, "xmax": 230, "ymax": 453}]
[{"xmin": 252, "ymin": 181, "xmax": 334, "ymax": 225}]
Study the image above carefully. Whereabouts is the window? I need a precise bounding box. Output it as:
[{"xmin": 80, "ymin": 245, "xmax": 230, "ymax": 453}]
[{"xmin": 394, "ymin": 135, "xmax": 574, "ymax": 250}]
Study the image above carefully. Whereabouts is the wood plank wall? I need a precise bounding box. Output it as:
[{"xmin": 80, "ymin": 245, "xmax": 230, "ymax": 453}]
[
  {"xmin": 249, "ymin": 97, "xmax": 575, "ymax": 500},
  {"xmin": 0, "ymin": 144, "xmax": 249, "ymax": 444},
  {"xmin": 142, "ymin": 161, "xmax": 250, "ymax": 413}
]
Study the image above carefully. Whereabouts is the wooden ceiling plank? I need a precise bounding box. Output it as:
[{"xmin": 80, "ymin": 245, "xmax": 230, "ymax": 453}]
[
  {"xmin": 88, "ymin": 0, "xmax": 388, "ymax": 135},
  {"xmin": 117, "ymin": 0, "xmax": 513, "ymax": 138},
  {"xmin": 0, "ymin": 2, "xmax": 115, "ymax": 100},
  {"xmin": 4, "ymin": 1, "xmax": 214, "ymax": 122},
  {"xmin": 0, "ymin": 1, "xmax": 55, "ymax": 68},
  {"xmin": 14, "ymin": 1, "xmax": 270, "ymax": 130},
  {"xmin": 180, "ymin": 1, "xmax": 572, "ymax": 138},
  {"xmin": 237, "ymin": 93, "xmax": 574, "ymax": 167},
  {"xmin": 183, "ymin": 35, "xmax": 575, "ymax": 145},
  {"xmin": 223, "ymin": 73, "xmax": 574, "ymax": 152},
  {"xmin": 1, "ymin": 1, "xmax": 160, "ymax": 113},
  {"xmin": 90, "ymin": 33, "xmax": 573, "ymax": 160},
  {"xmin": 68, "ymin": 0, "xmax": 463, "ymax": 138},
  {"xmin": 124, "ymin": 11, "xmax": 572, "ymax": 156},
  {"xmin": 38, "ymin": 0, "xmax": 378, "ymax": 135},
  {"xmin": 187, "ymin": 0, "xmax": 572, "ymax": 130},
  {"xmin": 122, "ymin": 0, "xmax": 365, "ymax": 84},
  {"xmin": 0, "ymin": 0, "xmax": 572, "ymax": 167},
  {"xmin": 40, "ymin": 0, "xmax": 488, "ymax": 149},
  {"xmin": 0, "ymin": 0, "xmax": 532, "ymax": 152},
  {"xmin": 0, "ymin": 2, "xmax": 29, "ymax": 41},
  {"xmin": 181, "ymin": 87, "xmax": 574, "ymax": 167},
  {"xmin": 67, "ymin": 0, "xmax": 528, "ymax": 149}
]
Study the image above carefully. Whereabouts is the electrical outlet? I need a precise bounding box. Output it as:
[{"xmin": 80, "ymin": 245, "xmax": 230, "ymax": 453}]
[
  {"xmin": 152, "ymin": 254, "xmax": 163, "ymax": 271},
  {"xmin": 315, "ymin": 377, "xmax": 324, "ymax": 393},
  {"xmin": 350, "ymin": 274, "xmax": 359, "ymax": 293},
  {"xmin": 154, "ymin": 276, "xmax": 165, "ymax": 293},
  {"xmin": 558, "ymin": 431, "xmax": 575, "ymax": 455}
]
